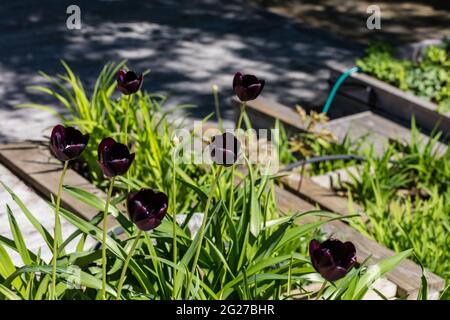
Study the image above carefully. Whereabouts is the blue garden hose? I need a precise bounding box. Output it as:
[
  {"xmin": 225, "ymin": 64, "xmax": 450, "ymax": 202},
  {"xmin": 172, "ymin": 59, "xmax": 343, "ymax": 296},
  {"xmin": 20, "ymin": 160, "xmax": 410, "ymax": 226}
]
[{"xmin": 322, "ymin": 66, "xmax": 361, "ymax": 115}]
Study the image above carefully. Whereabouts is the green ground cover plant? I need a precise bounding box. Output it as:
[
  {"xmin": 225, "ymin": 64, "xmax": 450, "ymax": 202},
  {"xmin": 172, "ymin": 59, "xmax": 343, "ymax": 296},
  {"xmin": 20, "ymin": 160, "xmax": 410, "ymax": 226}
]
[{"xmin": 357, "ymin": 41, "xmax": 450, "ymax": 113}]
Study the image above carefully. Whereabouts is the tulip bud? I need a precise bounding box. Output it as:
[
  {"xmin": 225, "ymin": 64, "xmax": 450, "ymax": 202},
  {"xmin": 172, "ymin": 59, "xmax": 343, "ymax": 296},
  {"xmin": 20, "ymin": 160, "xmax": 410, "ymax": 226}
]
[
  {"xmin": 208, "ymin": 132, "xmax": 240, "ymax": 167},
  {"xmin": 50, "ymin": 124, "xmax": 89, "ymax": 161},
  {"xmin": 127, "ymin": 189, "xmax": 168, "ymax": 231},
  {"xmin": 116, "ymin": 69, "xmax": 144, "ymax": 95},
  {"xmin": 172, "ymin": 135, "xmax": 180, "ymax": 146},
  {"xmin": 97, "ymin": 137, "xmax": 135, "ymax": 177},
  {"xmin": 309, "ymin": 239, "xmax": 357, "ymax": 282},
  {"xmin": 233, "ymin": 72, "xmax": 265, "ymax": 102}
]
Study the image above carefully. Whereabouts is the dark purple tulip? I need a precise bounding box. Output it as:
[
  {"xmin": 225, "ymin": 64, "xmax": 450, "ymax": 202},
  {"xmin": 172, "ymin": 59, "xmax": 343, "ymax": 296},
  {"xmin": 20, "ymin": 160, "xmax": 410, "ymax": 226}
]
[
  {"xmin": 208, "ymin": 132, "xmax": 241, "ymax": 167},
  {"xmin": 233, "ymin": 72, "xmax": 265, "ymax": 102},
  {"xmin": 50, "ymin": 124, "xmax": 89, "ymax": 161},
  {"xmin": 116, "ymin": 69, "xmax": 143, "ymax": 95},
  {"xmin": 309, "ymin": 239, "xmax": 357, "ymax": 282},
  {"xmin": 97, "ymin": 137, "xmax": 135, "ymax": 177},
  {"xmin": 127, "ymin": 189, "xmax": 168, "ymax": 231}
]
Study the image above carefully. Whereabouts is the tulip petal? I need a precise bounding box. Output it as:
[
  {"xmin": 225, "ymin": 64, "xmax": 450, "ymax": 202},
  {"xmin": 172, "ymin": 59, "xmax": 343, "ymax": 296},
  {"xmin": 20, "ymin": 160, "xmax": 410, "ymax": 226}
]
[
  {"xmin": 117, "ymin": 69, "xmax": 126, "ymax": 82},
  {"xmin": 98, "ymin": 137, "xmax": 116, "ymax": 162},
  {"xmin": 233, "ymin": 72, "xmax": 243, "ymax": 89},
  {"xmin": 125, "ymin": 71, "xmax": 138, "ymax": 82},
  {"xmin": 127, "ymin": 189, "xmax": 168, "ymax": 231},
  {"xmin": 98, "ymin": 160, "xmax": 116, "ymax": 178},
  {"xmin": 241, "ymin": 74, "xmax": 259, "ymax": 87},
  {"xmin": 320, "ymin": 265, "xmax": 348, "ymax": 282}
]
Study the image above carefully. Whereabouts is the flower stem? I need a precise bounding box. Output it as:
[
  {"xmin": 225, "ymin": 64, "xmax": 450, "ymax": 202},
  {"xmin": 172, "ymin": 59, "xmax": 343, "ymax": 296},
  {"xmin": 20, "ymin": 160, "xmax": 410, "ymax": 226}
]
[
  {"xmin": 171, "ymin": 148, "xmax": 178, "ymax": 299},
  {"xmin": 235, "ymin": 101, "xmax": 246, "ymax": 131},
  {"xmin": 50, "ymin": 160, "xmax": 69, "ymax": 300},
  {"xmin": 229, "ymin": 101, "xmax": 246, "ymax": 216},
  {"xmin": 124, "ymin": 94, "xmax": 133, "ymax": 147},
  {"xmin": 315, "ymin": 281, "xmax": 328, "ymax": 300},
  {"xmin": 101, "ymin": 177, "xmax": 115, "ymax": 300},
  {"xmin": 115, "ymin": 229, "xmax": 142, "ymax": 300},
  {"xmin": 185, "ymin": 166, "xmax": 223, "ymax": 298},
  {"xmin": 212, "ymin": 85, "xmax": 223, "ymax": 132},
  {"xmin": 124, "ymin": 95, "xmax": 133, "ymax": 193}
]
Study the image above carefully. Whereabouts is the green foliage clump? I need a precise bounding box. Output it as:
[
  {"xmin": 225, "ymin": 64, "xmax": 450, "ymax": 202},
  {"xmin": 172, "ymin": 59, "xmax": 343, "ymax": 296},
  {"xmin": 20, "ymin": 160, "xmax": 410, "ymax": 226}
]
[
  {"xmin": 357, "ymin": 41, "xmax": 450, "ymax": 113},
  {"xmin": 342, "ymin": 123, "xmax": 450, "ymax": 289}
]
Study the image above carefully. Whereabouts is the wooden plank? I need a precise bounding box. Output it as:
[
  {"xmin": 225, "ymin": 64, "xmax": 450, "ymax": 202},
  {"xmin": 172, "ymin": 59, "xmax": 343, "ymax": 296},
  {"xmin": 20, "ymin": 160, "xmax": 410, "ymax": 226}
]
[
  {"xmin": 310, "ymin": 165, "xmax": 360, "ymax": 190},
  {"xmin": 0, "ymin": 163, "xmax": 96, "ymax": 265},
  {"xmin": 0, "ymin": 143, "xmax": 117, "ymax": 230},
  {"xmin": 231, "ymin": 96, "xmax": 308, "ymax": 134},
  {"xmin": 232, "ymin": 95, "xmax": 446, "ymax": 156},
  {"xmin": 281, "ymin": 172, "xmax": 365, "ymax": 219},
  {"xmin": 330, "ymin": 67, "xmax": 450, "ymax": 139},
  {"xmin": 273, "ymin": 184, "xmax": 445, "ymax": 298}
]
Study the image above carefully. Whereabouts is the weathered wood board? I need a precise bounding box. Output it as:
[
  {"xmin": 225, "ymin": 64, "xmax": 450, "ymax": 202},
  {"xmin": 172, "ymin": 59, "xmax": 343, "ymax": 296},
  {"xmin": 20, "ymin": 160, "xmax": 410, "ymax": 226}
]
[
  {"xmin": 0, "ymin": 143, "xmax": 117, "ymax": 230},
  {"xmin": 232, "ymin": 96, "xmax": 447, "ymax": 156},
  {"xmin": 329, "ymin": 67, "xmax": 450, "ymax": 139},
  {"xmin": 0, "ymin": 163, "xmax": 95, "ymax": 265}
]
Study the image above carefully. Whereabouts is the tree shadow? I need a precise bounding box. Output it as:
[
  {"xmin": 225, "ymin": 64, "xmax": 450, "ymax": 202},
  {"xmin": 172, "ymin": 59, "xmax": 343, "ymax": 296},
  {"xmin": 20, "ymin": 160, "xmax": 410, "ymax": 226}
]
[
  {"xmin": 253, "ymin": 0, "xmax": 450, "ymax": 45},
  {"xmin": 0, "ymin": 0, "xmax": 363, "ymax": 142}
]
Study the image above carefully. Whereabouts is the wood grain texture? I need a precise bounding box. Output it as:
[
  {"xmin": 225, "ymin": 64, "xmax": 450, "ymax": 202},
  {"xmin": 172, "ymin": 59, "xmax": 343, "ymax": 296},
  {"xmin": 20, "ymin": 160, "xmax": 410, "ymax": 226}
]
[
  {"xmin": 0, "ymin": 143, "xmax": 117, "ymax": 230},
  {"xmin": 234, "ymin": 96, "xmax": 447, "ymax": 155}
]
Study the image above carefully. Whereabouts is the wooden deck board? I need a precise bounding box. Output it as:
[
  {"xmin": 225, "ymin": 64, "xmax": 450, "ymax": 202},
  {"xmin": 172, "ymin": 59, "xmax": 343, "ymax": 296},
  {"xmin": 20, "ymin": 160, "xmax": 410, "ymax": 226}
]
[
  {"xmin": 0, "ymin": 163, "xmax": 96, "ymax": 265},
  {"xmin": 235, "ymin": 96, "xmax": 447, "ymax": 155},
  {"xmin": 0, "ymin": 143, "xmax": 117, "ymax": 230}
]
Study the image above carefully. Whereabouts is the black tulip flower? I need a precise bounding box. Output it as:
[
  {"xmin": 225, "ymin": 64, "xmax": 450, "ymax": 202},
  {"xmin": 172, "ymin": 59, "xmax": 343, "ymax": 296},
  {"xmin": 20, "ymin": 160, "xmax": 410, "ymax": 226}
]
[
  {"xmin": 97, "ymin": 137, "xmax": 135, "ymax": 177},
  {"xmin": 233, "ymin": 72, "xmax": 265, "ymax": 102},
  {"xmin": 50, "ymin": 124, "xmax": 89, "ymax": 161},
  {"xmin": 208, "ymin": 132, "xmax": 241, "ymax": 167},
  {"xmin": 127, "ymin": 189, "xmax": 168, "ymax": 231},
  {"xmin": 309, "ymin": 239, "xmax": 357, "ymax": 282},
  {"xmin": 116, "ymin": 69, "xmax": 144, "ymax": 95}
]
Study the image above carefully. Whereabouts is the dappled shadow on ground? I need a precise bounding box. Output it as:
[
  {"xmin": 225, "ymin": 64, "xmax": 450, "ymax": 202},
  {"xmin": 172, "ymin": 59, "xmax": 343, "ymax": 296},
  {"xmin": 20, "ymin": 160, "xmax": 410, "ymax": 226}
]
[
  {"xmin": 0, "ymin": 0, "xmax": 362, "ymax": 141},
  {"xmin": 254, "ymin": 0, "xmax": 450, "ymax": 45}
]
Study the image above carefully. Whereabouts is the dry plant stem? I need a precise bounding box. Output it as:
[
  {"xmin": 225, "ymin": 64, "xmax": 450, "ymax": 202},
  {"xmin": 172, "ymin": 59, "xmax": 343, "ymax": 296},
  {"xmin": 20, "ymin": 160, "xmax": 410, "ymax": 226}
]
[
  {"xmin": 229, "ymin": 101, "xmax": 246, "ymax": 215},
  {"xmin": 116, "ymin": 229, "xmax": 142, "ymax": 300},
  {"xmin": 101, "ymin": 177, "xmax": 116, "ymax": 300},
  {"xmin": 297, "ymin": 163, "xmax": 306, "ymax": 192},
  {"xmin": 186, "ymin": 166, "xmax": 223, "ymax": 298},
  {"xmin": 50, "ymin": 160, "xmax": 69, "ymax": 300}
]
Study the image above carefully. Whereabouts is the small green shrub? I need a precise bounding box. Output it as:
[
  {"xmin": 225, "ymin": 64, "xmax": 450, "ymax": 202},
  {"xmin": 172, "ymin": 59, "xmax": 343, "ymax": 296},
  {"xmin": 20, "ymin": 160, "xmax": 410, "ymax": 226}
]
[{"xmin": 357, "ymin": 41, "xmax": 450, "ymax": 113}]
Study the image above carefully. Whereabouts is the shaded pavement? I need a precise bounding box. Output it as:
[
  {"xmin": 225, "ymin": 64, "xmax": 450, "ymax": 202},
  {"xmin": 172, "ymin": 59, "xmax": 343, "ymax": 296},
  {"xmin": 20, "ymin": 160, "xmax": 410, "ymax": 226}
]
[{"xmin": 0, "ymin": 0, "xmax": 362, "ymax": 142}]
